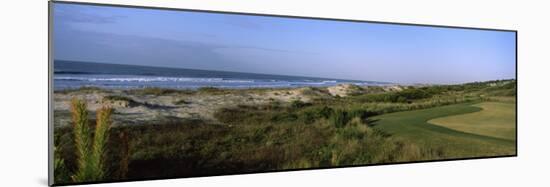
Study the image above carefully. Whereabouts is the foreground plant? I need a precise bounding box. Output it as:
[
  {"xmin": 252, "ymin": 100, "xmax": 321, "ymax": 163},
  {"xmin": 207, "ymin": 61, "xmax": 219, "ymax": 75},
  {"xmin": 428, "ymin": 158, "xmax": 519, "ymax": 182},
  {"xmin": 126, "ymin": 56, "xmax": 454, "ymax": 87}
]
[
  {"xmin": 91, "ymin": 105, "xmax": 113, "ymax": 180},
  {"xmin": 53, "ymin": 146, "xmax": 70, "ymax": 183},
  {"xmin": 70, "ymin": 98, "xmax": 113, "ymax": 182}
]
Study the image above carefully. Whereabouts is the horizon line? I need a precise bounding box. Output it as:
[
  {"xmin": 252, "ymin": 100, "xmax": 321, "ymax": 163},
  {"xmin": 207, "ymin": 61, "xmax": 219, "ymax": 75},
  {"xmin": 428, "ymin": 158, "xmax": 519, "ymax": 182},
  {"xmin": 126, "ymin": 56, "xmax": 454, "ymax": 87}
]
[
  {"xmin": 54, "ymin": 59, "xmax": 515, "ymax": 85},
  {"xmin": 54, "ymin": 59, "xmax": 394, "ymax": 84}
]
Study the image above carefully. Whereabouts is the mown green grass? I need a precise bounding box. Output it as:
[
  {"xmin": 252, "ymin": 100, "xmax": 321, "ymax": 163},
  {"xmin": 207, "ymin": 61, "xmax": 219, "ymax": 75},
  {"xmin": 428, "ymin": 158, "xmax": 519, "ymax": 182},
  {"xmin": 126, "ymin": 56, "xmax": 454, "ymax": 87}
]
[
  {"xmin": 371, "ymin": 102, "xmax": 516, "ymax": 159},
  {"xmin": 428, "ymin": 102, "xmax": 516, "ymax": 140}
]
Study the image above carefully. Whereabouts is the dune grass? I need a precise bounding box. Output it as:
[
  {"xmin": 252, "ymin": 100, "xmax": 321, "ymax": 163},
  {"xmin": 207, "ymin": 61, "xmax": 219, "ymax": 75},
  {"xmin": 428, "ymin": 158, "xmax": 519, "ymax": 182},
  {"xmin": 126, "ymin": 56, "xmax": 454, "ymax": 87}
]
[
  {"xmin": 428, "ymin": 102, "xmax": 516, "ymax": 140},
  {"xmin": 69, "ymin": 98, "xmax": 113, "ymax": 183},
  {"xmin": 70, "ymin": 99, "xmax": 93, "ymax": 182},
  {"xmin": 371, "ymin": 102, "xmax": 516, "ymax": 158},
  {"xmin": 54, "ymin": 102, "xmax": 437, "ymax": 182}
]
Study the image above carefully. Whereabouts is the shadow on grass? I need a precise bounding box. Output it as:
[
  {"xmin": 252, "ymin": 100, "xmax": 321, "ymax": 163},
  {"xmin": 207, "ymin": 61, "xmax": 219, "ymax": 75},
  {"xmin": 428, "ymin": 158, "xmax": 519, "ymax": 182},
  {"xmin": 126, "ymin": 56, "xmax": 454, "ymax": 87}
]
[{"xmin": 365, "ymin": 118, "xmax": 380, "ymax": 127}]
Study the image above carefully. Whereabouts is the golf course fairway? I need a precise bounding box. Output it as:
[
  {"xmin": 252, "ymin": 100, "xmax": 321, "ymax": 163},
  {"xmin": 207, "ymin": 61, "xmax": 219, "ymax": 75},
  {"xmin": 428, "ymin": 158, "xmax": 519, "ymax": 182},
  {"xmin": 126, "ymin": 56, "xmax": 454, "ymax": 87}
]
[
  {"xmin": 372, "ymin": 102, "xmax": 516, "ymax": 159},
  {"xmin": 428, "ymin": 102, "xmax": 516, "ymax": 140}
]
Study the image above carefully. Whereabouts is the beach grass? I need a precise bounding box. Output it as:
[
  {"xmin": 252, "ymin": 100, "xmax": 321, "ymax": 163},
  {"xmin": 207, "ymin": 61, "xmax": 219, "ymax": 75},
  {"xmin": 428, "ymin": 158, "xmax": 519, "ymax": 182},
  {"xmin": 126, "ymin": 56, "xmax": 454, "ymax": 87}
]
[{"xmin": 68, "ymin": 98, "xmax": 113, "ymax": 183}]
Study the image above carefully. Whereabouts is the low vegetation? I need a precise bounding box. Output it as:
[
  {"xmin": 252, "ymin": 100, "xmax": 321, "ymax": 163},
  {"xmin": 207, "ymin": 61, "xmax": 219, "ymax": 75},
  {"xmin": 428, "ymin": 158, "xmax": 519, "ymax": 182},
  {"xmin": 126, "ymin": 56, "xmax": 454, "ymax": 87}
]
[
  {"xmin": 55, "ymin": 98, "xmax": 114, "ymax": 183},
  {"xmin": 173, "ymin": 99, "xmax": 191, "ymax": 105},
  {"xmin": 127, "ymin": 87, "xmax": 181, "ymax": 96},
  {"xmin": 53, "ymin": 79, "xmax": 516, "ymax": 184}
]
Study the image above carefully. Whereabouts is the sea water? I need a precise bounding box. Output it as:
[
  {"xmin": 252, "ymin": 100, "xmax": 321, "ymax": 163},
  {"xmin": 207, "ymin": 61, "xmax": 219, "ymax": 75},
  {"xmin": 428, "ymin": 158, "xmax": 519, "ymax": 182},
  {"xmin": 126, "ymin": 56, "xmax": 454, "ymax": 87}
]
[{"xmin": 53, "ymin": 60, "xmax": 388, "ymax": 90}]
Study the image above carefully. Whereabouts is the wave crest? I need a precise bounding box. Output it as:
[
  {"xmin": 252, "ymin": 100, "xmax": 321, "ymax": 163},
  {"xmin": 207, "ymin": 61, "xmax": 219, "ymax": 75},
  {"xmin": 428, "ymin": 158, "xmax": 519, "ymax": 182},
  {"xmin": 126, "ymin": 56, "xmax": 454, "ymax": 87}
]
[{"xmin": 54, "ymin": 76, "xmax": 256, "ymax": 83}]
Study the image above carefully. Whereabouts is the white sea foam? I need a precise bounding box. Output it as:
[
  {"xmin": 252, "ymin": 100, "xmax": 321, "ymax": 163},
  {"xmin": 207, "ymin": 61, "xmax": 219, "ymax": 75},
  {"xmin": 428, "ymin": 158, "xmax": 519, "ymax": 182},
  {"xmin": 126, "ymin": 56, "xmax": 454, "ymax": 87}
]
[
  {"xmin": 54, "ymin": 76, "xmax": 255, "ymax": 83},
  {"xmin": 53, "ymin": 74, "xmax": 379, "ymax": 91}
]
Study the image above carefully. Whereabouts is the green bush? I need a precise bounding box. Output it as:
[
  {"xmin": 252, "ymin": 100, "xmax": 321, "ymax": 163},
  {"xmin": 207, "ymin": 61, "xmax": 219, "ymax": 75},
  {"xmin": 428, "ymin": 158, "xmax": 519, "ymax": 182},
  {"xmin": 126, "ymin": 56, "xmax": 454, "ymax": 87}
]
[
  {"xmin": 271, "ymin": 113, "xmax": 298, "ymax": 122},
  {"xmin": 314, "ymin": 106, "xmax": 334, "ymax": 119},
  {"xmin": 135, "ymin": 87, "xmax": 179, "ymax": 95},
  {"xmin": 102, "ymin": 95, "xmax": 133, "ymax": 102},
  {"xmin": 198, "ymin": 87, "xmax": 228, "ymax": 94},
  {"xmin": 348, "ymin": 108, "xmax": 373, "ymax": 121},
  {"xmin": 330, "ymin": 109, "xmax": 349, "ymax": 128},
  {"xmin": 290, "ymin": 100, "xmax": 310, "ymax": 109},
  {"xmin": 301, "ymin": 111, "xmax": 316, "ymax": 124},
  {"xmin": 267, "ymin": 99, "xmax": 282, "ymax": 110},
  {"xmin": 54, "ymin": 146, "xmax": 70, "ymax": 183}
]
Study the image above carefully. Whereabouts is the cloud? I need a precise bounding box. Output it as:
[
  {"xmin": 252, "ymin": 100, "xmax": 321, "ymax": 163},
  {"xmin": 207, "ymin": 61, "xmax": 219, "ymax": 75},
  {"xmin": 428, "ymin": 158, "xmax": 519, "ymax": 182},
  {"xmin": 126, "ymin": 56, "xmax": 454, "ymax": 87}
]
[
  {"xmin": 216, "ymin": 46, "xmax": 317, "ymax": 55},
  {"xmin": 55, "ymin": 5, "xmax": 125, "ymax": 24},
  {"xmin": 54, "ymin": 28, "xmax": 322, "ymax": 76},
  {"xmin": 222, "ymin": 18, "xmax": 263, "ymax": 30},
  {"xmin": 55, "ymin": 30, "xmax": 226, "ymax": 67}
]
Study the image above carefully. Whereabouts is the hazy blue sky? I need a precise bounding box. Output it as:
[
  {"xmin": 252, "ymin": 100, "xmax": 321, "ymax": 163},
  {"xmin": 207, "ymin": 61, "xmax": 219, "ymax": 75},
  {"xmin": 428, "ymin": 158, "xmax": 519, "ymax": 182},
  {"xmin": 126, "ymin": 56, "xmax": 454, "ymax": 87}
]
[{"xmin": 53, "ymin": 3, "xmax": 516, "ymax": 84}]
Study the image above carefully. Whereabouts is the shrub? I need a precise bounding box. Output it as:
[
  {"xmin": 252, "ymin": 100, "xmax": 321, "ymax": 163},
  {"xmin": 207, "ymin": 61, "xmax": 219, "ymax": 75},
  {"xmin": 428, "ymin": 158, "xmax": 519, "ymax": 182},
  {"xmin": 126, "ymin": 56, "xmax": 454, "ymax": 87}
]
[
  {"xmin": 271, "ymin": 113, "xmax": 298, "ymax": 122},
  {"xmin": 54, "ymin": 146, "xmax": 70, "ymax": 183},
  {"xmin": 326, "ymin": 108, "xmax": 374, "ymax": 128},
  {"xmin": 214, "ymin": 107, "xmax": 250, "ymax": 124},
  {"xmin": 102, "ymin": 95, "xmax": 135, "ymax": 103},
  {"xmin": 397, "ymin": 88, "xmax": 431, "ymax": 100},
  {"xmin": 300, "ymin": 111, "xmax": 316, "ymax": 124},
  {"xmin": 348, "ymin": 108, "xmax": 373, "ymax": 121},
  {"xmin": 198, "ymin": 87, "xmax": 224, "ymax": 94},
  {"xmin": 290, "ymin": 100, "xmax": 311, "ymax": 109},
  {"xmin": 329, "ymin": 109, "xmax": 349, "ymax": 128},
  {"xmin": 318, "ymin": 106, "xmax": 334, "ymax": 119},
  {"xmin": 138, "ymin": 88, "xmax": 178, "ymax": 95},
  {"xmin": 338, "ymin": 124, "xmax": 365, "ymax": 140},
  {"xmin": 117, "ymin": 131, "xmax": 129, "ymax": 179},
  {"xmin": 267, "ymin": 99, "xmax": 282, "ymax": 110}
]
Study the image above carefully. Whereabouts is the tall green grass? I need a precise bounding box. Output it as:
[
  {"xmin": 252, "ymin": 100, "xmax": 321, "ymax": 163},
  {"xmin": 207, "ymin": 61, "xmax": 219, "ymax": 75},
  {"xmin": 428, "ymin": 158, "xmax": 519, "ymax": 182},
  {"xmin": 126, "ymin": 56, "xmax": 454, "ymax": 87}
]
[
  {"xmin": 90, "ymin": 106, "xmax": 112, "ymax": 180},
  {"xmin": 70, "ymin": 98, "xmax": 92, "ymax": 182},
  {"xmin": 53, "ymin": 146, "xmax": 70, "ymax": 183},
  {"xmin": 70, "ymin": 98, "xmax": 113, "ymax": 182},
  {"xmin": 329, "ymin": 109, "xmax": 349, "ymax": 128},
  {"xmin": 117, "ymin": 131, "xmax": 130, "ymax": 179}
]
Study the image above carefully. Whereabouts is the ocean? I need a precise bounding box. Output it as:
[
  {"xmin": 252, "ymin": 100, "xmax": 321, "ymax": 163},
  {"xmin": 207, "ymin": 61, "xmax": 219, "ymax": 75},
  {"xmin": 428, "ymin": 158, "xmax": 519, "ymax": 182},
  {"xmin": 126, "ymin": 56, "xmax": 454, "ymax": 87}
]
[{"xmin": 53, "ymin": 60, "xmax": 389, "ymax": 90}]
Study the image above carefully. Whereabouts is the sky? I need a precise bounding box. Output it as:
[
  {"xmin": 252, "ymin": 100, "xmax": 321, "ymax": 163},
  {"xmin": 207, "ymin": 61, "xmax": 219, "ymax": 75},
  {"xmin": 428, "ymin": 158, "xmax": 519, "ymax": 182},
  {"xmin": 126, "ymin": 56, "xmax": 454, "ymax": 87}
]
[{"xmin": 53, "ymin": 3, "xmax": 516, "ymax": 84}]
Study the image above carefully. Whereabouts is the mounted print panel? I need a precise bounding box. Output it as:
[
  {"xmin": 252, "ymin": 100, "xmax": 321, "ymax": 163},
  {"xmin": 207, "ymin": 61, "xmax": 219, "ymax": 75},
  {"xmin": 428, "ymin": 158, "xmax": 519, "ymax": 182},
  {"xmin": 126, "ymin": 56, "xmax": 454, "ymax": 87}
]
[{"xmin": 49, "ymin": 1, "xmax": 517, "ymax": 186}]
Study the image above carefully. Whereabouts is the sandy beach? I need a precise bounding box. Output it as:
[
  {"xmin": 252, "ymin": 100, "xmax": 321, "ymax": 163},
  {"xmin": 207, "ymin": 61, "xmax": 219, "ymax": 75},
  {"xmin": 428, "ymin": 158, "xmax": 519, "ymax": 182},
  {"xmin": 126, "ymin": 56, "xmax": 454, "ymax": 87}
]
[{"xmin": 53, "ymin": 84, "xmax": 401, "ymax": 127}]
